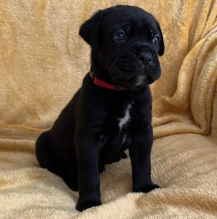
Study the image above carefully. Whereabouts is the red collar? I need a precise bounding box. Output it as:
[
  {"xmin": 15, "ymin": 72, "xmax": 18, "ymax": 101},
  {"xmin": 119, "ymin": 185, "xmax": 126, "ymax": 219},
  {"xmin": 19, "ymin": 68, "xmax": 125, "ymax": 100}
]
[{"xmin": 89, "ymin": 71, "xmax": 126, "ymax": 91}]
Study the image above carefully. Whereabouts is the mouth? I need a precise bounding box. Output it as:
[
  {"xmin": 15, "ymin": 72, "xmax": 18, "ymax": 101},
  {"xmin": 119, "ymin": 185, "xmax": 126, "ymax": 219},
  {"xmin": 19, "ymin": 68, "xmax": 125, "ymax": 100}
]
[
  {"xmin": 109, "ymin": 61, "xmax": 158, "ymax": 88},
  {"xmin": 107, "ymin": 49, "xmax": 161, "ymax": 88},
  {"xmin": 90, "ymin": 48, "xmax": 160, "ymax": 90},
  {"xmin": 118, "ymin": 74, "xmax": 148, "ymax": 87}
]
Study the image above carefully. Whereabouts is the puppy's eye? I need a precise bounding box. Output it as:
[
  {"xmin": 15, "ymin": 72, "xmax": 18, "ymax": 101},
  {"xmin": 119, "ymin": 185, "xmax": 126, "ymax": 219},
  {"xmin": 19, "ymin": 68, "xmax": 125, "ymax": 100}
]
[
  {"xmin": 113, "ymin": 30, "xmax": 126, "ymax": 42},
  {"xmin": 152, "ymin": 35, "xmax": 160, "ymax": 45}
]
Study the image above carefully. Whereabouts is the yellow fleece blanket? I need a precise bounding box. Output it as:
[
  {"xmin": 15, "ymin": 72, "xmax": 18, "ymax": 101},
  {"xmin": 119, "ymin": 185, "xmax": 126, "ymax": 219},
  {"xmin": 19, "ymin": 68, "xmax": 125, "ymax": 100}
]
[{"xmin": 0, "ymin": 0, "xmax": 217, "ymax": 218}]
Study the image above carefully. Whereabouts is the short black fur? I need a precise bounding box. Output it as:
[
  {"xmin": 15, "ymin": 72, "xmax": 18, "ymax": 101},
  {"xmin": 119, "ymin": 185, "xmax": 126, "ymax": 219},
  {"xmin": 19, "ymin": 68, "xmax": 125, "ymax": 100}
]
[{"xmin": 36, "ymin": 5, "xmax": 164, "ymax": 212}]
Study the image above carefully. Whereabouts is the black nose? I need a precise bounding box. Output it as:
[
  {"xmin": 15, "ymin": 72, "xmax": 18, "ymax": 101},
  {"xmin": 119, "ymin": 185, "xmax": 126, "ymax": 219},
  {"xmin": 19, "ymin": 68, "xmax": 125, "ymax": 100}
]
[{"xmin": 137, "ymin": 51, "xmax": 153, "ymax": 65}]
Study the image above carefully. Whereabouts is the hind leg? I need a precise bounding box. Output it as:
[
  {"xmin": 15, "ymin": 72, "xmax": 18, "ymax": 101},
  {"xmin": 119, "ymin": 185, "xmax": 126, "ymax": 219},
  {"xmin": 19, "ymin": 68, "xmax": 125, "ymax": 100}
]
[
  {"xmin": 35, "ymin": 131, "xmax": 78, "ymax": 191},
  {"xmin": 57, "ymin": 169, "xmax": 78, "ymax": 191}
]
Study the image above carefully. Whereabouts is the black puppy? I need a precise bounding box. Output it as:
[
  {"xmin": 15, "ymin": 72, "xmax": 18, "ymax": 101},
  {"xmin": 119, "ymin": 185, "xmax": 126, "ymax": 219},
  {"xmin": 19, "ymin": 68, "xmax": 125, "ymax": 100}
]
[{"xmin": 36, "ymin": 5, "xmax": 164, "ymax": 212}]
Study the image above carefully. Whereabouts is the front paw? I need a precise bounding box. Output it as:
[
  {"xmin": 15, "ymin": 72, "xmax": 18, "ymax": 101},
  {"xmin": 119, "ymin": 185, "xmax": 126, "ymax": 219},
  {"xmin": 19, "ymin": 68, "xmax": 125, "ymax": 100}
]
[
  {"xmin": 76, "ymin": 198, "xmax": 102, "ymax": 212},
  {"xmin": 133, "ymin": 184, "xmax": 160, "ymax": 193}
]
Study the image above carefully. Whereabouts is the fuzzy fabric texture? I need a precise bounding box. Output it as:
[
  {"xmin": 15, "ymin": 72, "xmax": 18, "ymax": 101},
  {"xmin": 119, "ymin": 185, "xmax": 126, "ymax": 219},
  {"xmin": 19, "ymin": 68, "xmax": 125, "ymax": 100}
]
[{"xmin": 0, "ymin": 0, "xmax": 217, "ymax": 218}]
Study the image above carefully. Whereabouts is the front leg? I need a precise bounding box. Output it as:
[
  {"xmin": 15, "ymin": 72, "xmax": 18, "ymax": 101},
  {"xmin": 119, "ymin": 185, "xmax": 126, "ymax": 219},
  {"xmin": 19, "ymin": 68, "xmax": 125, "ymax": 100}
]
[
  {"xmin": 75, "ymin": 131, "xmax": 102, "ymax": 212},
  {"xmin": 129, "ymin": 123, "xmax": 160, "ymax": 193}
]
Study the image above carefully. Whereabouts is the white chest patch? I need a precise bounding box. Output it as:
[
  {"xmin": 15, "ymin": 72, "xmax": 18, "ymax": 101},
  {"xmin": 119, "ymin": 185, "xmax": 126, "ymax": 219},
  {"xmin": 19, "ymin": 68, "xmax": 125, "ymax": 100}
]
[{"xmin": 118, "ymin": 104, "xmax": 132, "ymax": 131}]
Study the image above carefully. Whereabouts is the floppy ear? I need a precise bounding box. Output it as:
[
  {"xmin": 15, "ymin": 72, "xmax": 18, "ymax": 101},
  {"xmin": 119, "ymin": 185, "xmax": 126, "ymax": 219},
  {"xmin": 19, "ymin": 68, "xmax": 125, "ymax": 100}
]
[
  {"xmin": 156, "ymin": 21, "xmax": 165, "ymax": 56},
  {"xmin": 79, "ymin": 10, "xmax": 104, "ymax": 49}
]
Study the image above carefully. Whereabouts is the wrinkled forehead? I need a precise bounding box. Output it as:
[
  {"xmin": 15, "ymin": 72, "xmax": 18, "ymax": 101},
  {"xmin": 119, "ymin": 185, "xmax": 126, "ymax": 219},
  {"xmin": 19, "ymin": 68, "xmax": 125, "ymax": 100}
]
[{"xmin": 101, "ymin": 6, "xmax": 158, "ymax": 32}]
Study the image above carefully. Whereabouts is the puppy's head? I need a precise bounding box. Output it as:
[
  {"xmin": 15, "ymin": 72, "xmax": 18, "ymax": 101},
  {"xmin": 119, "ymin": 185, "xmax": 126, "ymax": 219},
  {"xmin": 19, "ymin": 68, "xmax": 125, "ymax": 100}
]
[{"xmin": 79, "ymin": 5, "xmax": 164, "ymax": 89}]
